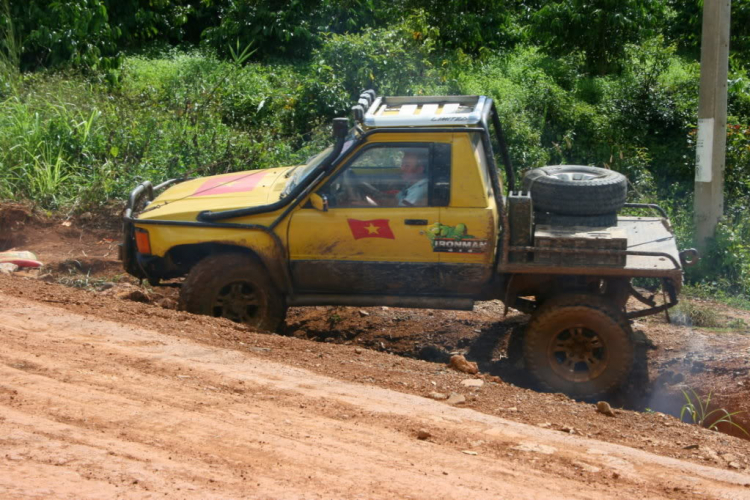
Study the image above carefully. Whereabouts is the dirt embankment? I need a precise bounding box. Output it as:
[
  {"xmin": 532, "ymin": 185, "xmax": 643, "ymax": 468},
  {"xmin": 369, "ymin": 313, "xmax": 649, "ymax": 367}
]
[{"xmin": 2, "ymin": 203, "xmax": 750, "ymax": 498}]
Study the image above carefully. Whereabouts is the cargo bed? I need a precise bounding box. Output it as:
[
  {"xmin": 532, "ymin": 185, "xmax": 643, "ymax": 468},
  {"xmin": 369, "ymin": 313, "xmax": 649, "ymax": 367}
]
[{"xmin": 501, "ymin": 216, "xmax": 684, "ymax": 281}]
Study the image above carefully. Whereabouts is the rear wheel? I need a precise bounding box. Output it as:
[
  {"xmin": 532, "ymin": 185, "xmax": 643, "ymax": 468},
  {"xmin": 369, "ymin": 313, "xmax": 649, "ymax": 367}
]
[
  {"xmin": 523, "ymin": 293, "xmax": 634, "ymax": 399},
  {"xmin": 179, "ymin": 253, "xmax": 286, "ymax": 332}
]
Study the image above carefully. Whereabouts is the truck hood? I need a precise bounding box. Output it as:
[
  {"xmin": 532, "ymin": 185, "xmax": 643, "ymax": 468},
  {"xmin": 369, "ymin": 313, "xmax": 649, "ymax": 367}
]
[{"xmin": 136, "ymin": 166, "xmax": 295, "ymax": 220}]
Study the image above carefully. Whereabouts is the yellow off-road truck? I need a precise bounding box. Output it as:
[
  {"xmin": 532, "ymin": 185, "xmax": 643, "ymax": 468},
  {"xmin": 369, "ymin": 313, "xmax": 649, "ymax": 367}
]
[{"xmin": 121, "ymin": 92, "xmax": 697, "ymax": 398}]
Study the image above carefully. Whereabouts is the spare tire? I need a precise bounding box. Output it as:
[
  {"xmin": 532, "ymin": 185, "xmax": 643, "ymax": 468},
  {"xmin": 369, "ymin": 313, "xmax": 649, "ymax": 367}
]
[{"xmin": 523, "ymin": 165, "xmax": 627, "ymax": 216}]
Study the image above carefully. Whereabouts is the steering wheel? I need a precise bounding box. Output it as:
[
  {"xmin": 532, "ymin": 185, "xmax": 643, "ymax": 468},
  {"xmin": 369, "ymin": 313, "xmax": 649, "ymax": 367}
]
[
  {"xmin": 338, "ymin": 170, "xmax": 383, "ymax": 206},
  {"xmin": 357, "ymin": 181, "xmax": 382, "ymax": 202}
]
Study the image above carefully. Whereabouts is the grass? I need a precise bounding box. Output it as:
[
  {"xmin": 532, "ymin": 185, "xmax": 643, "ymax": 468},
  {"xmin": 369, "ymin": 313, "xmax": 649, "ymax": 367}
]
[
  {"xmin": 680, "ymin": 388, "xmax": 749, "ymax": 437},
  {"xmin": 682, "ymin": 285, "xmax": 750, "ymax": 312},
  {"xmin": 670, "ymin": 301, "xmax": 721, "ymax": 328}
]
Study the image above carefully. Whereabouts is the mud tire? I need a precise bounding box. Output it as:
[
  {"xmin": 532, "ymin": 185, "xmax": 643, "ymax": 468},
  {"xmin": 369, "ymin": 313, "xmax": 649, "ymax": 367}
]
[
  {"xmin": 523, "ymin": 165, "xmax": 627, "ymax": 215},
  {"xmin": 179, "ymin": 253, "xmax": 286, "ymax": 332},
  {"xmin": 523, "ymin": 293, "xmax": 634, "ymax": 399}
]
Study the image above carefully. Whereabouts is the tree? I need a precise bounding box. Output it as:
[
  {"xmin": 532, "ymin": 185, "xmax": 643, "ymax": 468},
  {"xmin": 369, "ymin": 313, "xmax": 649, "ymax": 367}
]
[{"xmin": 532, "ymin": 0, "xmax": 668, "ymax": 75}]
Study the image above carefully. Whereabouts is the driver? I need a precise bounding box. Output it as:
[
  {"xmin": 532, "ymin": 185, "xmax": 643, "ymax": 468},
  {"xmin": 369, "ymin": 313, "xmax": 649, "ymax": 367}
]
[{"xmin": 396, "ymin": 150, "xmax": 428, "ymax": 207}]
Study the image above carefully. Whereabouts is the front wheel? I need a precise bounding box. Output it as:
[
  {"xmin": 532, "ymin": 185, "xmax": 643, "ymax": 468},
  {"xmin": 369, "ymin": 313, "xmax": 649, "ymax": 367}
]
[
  {"xmin": 179, "ymin": 253, "xmax": 286, "ymax": 332},
  {"xmin": 523, "ymin": 294, "xmax": 634, "ymax": 399}
]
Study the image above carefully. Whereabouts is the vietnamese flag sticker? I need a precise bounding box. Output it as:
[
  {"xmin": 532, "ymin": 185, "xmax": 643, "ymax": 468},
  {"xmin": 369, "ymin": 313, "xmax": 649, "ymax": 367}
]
[{"xmin": 347, "ymin": 219, "xmax": 395, "ymax": 240}]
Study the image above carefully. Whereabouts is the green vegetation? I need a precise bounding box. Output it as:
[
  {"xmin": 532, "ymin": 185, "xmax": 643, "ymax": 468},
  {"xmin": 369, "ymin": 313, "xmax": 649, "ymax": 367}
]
[
  {"xmin": 680, "ymin": 388, "xmax": 749, "ymax": 437},
  {"xmin": 670, "ymin": 301, "xmax": 720, "ymax": 328},
  {"xmin": 1, "ymin": 1, "xmax": 750, "ymax": 296}
]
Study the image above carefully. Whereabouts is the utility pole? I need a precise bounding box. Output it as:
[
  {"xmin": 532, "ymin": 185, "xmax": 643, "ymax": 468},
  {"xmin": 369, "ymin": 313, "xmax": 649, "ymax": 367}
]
[{"xmin": 694, "ymin": 0, "xmax": 731, "ymax": 252}]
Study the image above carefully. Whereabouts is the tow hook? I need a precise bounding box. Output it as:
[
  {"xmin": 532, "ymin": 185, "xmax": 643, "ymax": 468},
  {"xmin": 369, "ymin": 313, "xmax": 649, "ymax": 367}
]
[{"xmin": 679, "ymin": 248, "xmax": 700, "ymax": 267}]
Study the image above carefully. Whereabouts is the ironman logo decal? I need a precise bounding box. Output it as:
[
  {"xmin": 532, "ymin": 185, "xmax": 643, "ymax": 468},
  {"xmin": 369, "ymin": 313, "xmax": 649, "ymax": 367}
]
[
  {"xmin": 424, "ymin": 222, "xmax": 488, "ymax": 253},
  {"xmin": 347, "ymin": 219, "xmax": 395, "ymax": 240}
]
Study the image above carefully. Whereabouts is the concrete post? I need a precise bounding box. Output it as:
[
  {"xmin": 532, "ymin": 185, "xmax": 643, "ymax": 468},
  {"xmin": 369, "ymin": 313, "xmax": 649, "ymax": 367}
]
[{"xmin": 694, "ymin": 0, "xmax": 730, "ymax": 252}]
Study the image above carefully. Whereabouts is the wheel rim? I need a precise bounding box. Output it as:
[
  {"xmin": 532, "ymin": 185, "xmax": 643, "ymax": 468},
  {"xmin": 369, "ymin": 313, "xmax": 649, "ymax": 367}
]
[
  {"xmin": 549, "ymin": 170, "xmax": 602, "ymax": 182},
  {"xmin": 212, "ymin": 281, "xmax": 264, "ymax": 323},
  {"xmin": 547, "ymin": 325, "xmax": 608, "ymax": 382}
]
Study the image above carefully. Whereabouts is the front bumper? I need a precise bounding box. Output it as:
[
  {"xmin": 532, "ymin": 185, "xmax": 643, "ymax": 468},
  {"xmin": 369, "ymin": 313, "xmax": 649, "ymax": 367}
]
[{"xmin": 120, "ymin": 178, "xmax": 184, "ymax": 279}]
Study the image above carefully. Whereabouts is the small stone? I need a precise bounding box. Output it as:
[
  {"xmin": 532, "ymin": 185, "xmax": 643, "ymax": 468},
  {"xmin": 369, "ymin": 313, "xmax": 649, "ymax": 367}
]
[
  {"xmin": 504, "ymin": 407, "xmax": 518, "ymax": 412},
  {"xmin": 512, "ymin": 442, "xmax": 556, "ymax": 455},
  {"xmin": 79, "ymin": 212, "xmax": 94, "ymax": 221},
  {"xmin": 537, "ymin": 422, "xmax": 552, "ymax": 429},
  {"xmin": 381, "ymin": 306, "xmax": 389, "ymax": 311},
  {"xmin": 572, "ymin": 461, "xmax": 600, "ymax": 473},
  {"xmin": 355, "ymin": 348, "xmax": 363, "ymax": 354},
  {"xmin": 461, "ymin": 379, "xmax": 484, "ymax": 388},
  {"xmin": 428, "ymin": 392, "xmax": 448, "ymax": 400},
  {"xmin": 0, "ymin": 263, "xmax": 19, "ymax": 274},
  {"xmin": 596, "ymin": 401, "xmax": 616, "ymax": 417},
  {"xmin": 729, "ymin": 462, "xmax": 741, "ymax": 469},
  {"xmin": 446, "ymin": 393, "xmax": 466, "ymax": 405},
  {"xmin": 721, "ymin": 453, "xmax": 737, "ymax": 463},
  {"xmin": 96, "ymin": 282, "xmax": 115, "ymax": 291},
  {"xmin": 703, "ymin": 447, "xmax": 720, "ymax": 461},
  {"xmin": 461, "ymin": 450, "xmax": 478, "ymax": 456},
  {"xmin": 486, "ymin": 375, "xmax": 503, "ymax": 384},
  {"xmin": 683, "ymin": 444, "xmax": 700, "ymax": 450},
  {"xmin": 156, "ymin": 297, "xmax": 177, "ymax": 309},
  {"xmin": 448, "ymin": 354, "xmax": 478, "ymax": 375},
  {"xmin": 417, "ymin": 430, "xmax": 431, "ymax": 440},
  {"xmin": 358, "ymin": 310, "xmax": 370, "ymax": 317},
  {"xmin": 116, "ymin": 289, "xmax": 150, "ymax": 303}
]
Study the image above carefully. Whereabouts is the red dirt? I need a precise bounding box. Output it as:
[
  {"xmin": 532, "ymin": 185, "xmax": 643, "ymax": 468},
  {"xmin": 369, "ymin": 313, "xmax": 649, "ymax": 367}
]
[{"xmin": 1, "ymin": 203, "xmax": 750, "ymax": 498}]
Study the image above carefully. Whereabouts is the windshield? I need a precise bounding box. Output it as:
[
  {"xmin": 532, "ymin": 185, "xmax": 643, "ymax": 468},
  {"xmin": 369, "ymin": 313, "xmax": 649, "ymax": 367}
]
[{"xmin": 281, "ymin": 133, "xmax": 357, "ymax": 198}]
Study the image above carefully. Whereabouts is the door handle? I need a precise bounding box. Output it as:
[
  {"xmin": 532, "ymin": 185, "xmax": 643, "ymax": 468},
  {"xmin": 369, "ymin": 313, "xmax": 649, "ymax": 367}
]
[{"xmin": 404, "ymin": 219, "xmax": 428, "ymax": 225}]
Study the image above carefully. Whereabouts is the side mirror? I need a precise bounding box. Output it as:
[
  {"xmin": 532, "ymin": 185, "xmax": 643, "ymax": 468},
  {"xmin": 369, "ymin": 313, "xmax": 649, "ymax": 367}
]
[{"xmin": 310, "ymin": 193, "xmax": 329, "ymax": 212}]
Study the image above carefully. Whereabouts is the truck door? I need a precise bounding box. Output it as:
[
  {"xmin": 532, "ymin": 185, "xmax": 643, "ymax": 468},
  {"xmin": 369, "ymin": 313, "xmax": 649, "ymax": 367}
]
[
  {"xmin": 288, "ymin": 142, "xmax": 443, "ymax": 295},
  {"xmin": 436, "ymin": 133, "xmax": 498, "ymax": 294}
]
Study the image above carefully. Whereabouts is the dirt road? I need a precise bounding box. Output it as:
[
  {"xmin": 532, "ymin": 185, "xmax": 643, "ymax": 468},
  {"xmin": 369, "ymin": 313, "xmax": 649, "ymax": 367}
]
[
  {"xmin": 2, "ymin": 288, "xmax": 750, "ymax": 499},
  {"xmin": 2, "ymin": 205, "xmax": 750, "ymax": 498}
]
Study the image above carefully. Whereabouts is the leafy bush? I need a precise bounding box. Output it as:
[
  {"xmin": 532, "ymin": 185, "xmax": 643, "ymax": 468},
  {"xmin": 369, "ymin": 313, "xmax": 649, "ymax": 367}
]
[
  {"xmin": 532, "ymin": 0, "xmax": 668, "ymax": 75},
  {"xmin": 312, "ymin": 15, "xmax": 445, "ymax": 97},
  {"xmin": 6, "ymin": 0, "xmax": 193, "ymax": 72},
  {"xmin": 201, "ymin": 0, "xmax": 381, "ymax": 61}
]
